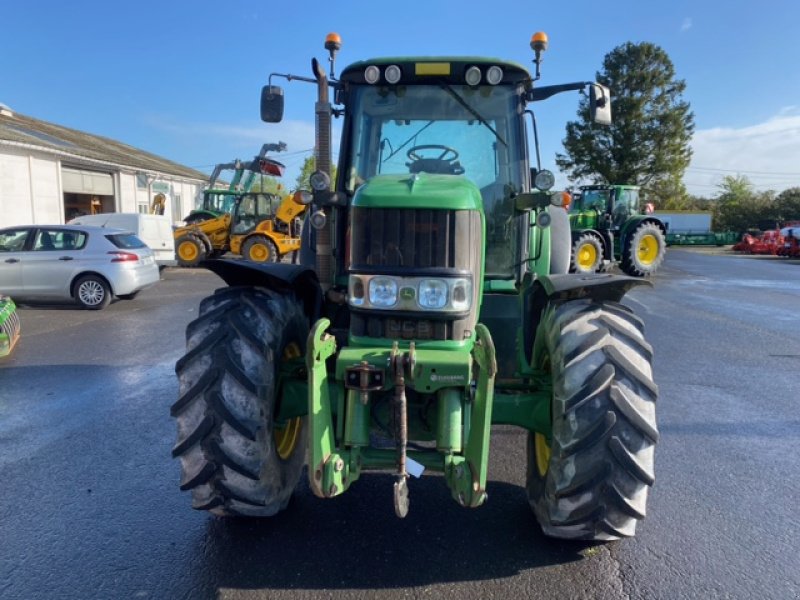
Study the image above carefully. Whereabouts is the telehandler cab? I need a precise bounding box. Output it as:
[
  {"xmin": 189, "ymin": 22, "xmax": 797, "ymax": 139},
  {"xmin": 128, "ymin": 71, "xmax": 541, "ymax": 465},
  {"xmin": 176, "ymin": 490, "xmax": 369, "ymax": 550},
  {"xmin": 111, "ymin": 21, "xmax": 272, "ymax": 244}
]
[{"xmin": 172, "ymin": 32, "xmax": 659, "ymax": 540}]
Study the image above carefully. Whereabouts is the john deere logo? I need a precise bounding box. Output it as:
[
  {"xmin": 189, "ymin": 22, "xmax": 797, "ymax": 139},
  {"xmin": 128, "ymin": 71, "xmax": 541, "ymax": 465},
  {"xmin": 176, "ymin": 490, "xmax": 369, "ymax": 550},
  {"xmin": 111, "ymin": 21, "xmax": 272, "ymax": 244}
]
[{"xmin": 400, "ymin": 287, "xmax": 415, "ymax": 301}]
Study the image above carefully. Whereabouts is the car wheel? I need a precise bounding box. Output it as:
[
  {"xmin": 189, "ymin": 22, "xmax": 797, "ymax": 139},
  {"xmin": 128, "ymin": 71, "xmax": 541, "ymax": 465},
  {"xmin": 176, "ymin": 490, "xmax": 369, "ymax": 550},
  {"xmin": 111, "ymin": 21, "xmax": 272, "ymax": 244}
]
[{"xmin": 74, "ymin": 275, "xmax": 112, "ymax": 310}]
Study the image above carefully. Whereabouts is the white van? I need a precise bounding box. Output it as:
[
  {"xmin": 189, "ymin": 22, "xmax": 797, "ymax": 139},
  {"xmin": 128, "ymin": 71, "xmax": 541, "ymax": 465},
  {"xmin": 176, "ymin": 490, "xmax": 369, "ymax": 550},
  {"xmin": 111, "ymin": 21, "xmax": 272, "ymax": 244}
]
[{"xmin": 68, "ymin": 213, "xmax": 176, "ymax": 268}]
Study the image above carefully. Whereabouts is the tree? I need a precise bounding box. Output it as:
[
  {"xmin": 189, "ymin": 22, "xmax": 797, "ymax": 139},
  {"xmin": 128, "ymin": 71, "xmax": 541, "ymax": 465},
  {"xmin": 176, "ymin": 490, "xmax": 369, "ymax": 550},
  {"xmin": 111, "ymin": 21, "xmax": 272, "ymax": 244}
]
[
  {"xmin": 556, "ymin": 42, "xmax": 694, "ymax": 193},
  {"xmin": 249, "ymin": 175, "xmax": 285, "ymax": 195},
  {"xmin": 775, "ymin": 187, "xmax": 800, "ymax": 222},
  {"xmin": 712, "ymin": 175, "xmax": 777, "ymax": 233}
]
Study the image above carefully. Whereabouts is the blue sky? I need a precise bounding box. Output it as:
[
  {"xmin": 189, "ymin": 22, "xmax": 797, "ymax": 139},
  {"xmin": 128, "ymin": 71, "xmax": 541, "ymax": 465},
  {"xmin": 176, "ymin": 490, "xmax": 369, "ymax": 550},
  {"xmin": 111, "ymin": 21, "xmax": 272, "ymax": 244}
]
[{"xmin": 3, "ymin": 0, "xmax": 799, "ymax": 198}]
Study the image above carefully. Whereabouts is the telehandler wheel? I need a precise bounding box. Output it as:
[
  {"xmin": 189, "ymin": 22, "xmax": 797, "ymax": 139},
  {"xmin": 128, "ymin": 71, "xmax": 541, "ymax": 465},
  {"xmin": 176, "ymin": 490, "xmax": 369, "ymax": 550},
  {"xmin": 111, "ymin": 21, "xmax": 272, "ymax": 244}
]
[
  {"xmin": 172, "ymin": 286, "xmax": 309, "ymax": 517},
  {"xmin": 242, "ymin": 235, "xmax": 279, "ymax": 263},
  {"xmin": 621, "ymin": 222, "xmax": 666, "ymax": 277},
  {"xmin": 526, "ymin": 299, "xmax": 659, "ymax": 540},
  {"xmin": 570, "ymin": 233, "xmax": 604, "ymax": 274},
  {"xmin": 175, "ymin": 234, "xmax": 207, "ymax": 268}
]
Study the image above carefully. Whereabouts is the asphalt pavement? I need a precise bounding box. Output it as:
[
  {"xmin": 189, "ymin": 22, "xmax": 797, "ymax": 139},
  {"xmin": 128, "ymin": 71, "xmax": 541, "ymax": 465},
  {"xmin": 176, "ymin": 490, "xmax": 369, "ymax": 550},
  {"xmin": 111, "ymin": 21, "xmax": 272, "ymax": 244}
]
[{"xmin": 1, "ymin": 250, "xmax": 798, "ymax": 600}]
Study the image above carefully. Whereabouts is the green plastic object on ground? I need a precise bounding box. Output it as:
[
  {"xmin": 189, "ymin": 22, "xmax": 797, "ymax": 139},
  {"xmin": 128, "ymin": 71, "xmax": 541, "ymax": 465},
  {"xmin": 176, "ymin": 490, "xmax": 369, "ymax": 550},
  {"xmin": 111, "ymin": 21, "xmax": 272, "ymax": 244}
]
[
  {"xmin": 170, "ymin": 32, "xmax": 659, "ymax": 541},
  {"xmin": 569, "ymin": 184, "xmax": 667, "ymax": 276},
  {"xmin": 0, "ymin": 296, "xmax": 21, "ymax": 357},
  {"xmin": 666, "ymin": 231, "xmax": 739, "ymax": 246}
]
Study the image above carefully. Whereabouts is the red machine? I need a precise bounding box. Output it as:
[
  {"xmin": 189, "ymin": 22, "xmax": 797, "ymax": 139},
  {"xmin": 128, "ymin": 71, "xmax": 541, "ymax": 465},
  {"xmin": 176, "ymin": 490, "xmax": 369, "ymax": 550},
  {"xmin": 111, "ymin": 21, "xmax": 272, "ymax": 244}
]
[{"xmin": 732, "ymin": 229, "xmax": 784, "ymax": 255}]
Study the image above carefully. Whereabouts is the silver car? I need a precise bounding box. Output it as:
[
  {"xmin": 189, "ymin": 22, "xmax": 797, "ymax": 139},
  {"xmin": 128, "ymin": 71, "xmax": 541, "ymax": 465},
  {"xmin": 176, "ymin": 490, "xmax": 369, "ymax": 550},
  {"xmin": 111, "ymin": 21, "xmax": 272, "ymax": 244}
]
[{"xmin": 0, "ymin": 224, "xmax": 160, "ymax": 309}]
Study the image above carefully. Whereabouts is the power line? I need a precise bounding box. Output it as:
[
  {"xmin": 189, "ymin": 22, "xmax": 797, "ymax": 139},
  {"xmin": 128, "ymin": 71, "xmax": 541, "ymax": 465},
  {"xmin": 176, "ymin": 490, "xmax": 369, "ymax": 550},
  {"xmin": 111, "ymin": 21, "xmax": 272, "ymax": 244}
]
[{"xmin": 687, "ymin": 166, "xmax": 800, "ymax": 176}]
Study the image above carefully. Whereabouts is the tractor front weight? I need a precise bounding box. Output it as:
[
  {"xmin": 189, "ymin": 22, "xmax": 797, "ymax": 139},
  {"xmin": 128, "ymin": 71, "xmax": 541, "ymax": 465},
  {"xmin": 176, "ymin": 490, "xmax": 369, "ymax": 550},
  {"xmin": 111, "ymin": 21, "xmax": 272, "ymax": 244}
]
[{"xmin": 306, "ymin": 319, "xmax": 498, "ymax": 516}]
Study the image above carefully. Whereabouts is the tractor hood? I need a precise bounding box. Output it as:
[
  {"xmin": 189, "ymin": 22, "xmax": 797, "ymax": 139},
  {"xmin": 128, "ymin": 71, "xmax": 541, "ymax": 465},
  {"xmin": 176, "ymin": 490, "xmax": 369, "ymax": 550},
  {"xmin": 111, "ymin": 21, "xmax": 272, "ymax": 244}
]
[{"xmin": 352, "ymin": 174, "xmax": 483, "ymax": 212}]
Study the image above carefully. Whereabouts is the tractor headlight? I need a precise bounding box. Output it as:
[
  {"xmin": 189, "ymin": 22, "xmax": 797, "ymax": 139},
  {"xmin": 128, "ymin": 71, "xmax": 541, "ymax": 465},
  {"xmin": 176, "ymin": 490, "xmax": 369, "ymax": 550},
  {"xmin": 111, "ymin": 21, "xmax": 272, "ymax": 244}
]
[
  {"xmin": 465, "ymin": 66, "xmax": 482, "ymax": 86},
  {"xmin": 418, "ymin": 279, "xmax": 448, "ymax": 309},
  {"xmin": 368, "ymin": 277, "xmax": 398, "ymax": 307},
  {"xmin": 534, "ymin": 169, "xmax": 555, "ymax": 191},
  {"xmin": 384, "ymin": 64, "xmax": 402, "ymax": 84},
  {"xmin": 450, "ymin": 278, "xmax": 472, "ymax": 311},
  {"xmin": 364, "ymin": 65, "xmax": 380, "ymax": 84},
  {"xmin": 349, "ymin": 274, "xmax": 472, "ymax": 313},
  {"xmin": 486, "ymin": 66, "xmax": 504, "ymax": 85}
]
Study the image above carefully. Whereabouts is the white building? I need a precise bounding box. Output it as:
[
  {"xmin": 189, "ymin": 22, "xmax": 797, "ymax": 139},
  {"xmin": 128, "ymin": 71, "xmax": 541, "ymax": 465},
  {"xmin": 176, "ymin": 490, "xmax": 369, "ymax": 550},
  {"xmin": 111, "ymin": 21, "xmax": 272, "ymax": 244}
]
[{"xmin": 0, "ymin": 105, "xmax": 207, "ymax": 226}]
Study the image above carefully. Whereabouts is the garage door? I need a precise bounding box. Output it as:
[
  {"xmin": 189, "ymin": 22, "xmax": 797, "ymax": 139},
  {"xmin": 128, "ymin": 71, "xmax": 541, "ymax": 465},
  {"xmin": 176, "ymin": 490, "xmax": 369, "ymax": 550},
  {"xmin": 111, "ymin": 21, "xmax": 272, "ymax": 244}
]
[{"xmin": 62, "ymin": 168, "xmax": 114, "ymax": 195}]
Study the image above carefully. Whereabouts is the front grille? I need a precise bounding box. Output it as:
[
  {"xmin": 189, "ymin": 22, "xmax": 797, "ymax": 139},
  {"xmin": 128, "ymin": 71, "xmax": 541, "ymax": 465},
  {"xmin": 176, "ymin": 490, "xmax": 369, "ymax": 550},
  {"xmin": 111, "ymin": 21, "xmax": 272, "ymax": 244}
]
[
  {"xmin": 350, "ymin": 208, "xmax": 476, "ymax": 270},
  {"xmin": 349, "ymin": 207, "xmax": 481, "ymax": 341}
]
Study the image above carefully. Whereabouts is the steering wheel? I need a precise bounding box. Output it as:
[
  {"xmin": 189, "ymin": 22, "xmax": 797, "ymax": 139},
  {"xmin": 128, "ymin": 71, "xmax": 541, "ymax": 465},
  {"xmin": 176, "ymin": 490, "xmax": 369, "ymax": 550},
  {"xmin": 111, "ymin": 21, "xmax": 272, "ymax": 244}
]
[
  {"xmin": 407, "ymin": 144, "xmax": 460, "ymax": 163},
  {"xmin": 406, "ymin": 144, "xmax": 464, "ymax": 175}
]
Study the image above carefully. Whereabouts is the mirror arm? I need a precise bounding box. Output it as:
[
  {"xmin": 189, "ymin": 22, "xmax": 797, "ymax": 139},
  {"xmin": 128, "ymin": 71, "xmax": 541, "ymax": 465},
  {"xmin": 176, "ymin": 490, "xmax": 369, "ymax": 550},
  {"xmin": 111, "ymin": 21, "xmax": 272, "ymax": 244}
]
[
  {"xmin": 527, "ymin": 81, "xmax": 592, "ymax": 102},
  {"xmin": 269, "ymin": 72, "xmax": 317, "ymax": 86}
]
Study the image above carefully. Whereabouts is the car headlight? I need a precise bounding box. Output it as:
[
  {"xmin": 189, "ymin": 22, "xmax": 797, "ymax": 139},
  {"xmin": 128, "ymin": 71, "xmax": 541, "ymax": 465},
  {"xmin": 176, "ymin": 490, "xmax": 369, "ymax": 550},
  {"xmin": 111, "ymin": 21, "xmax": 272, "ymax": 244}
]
[{"xmin": 368, "ymin": 277, "xmax": 398, "ymax": 307}]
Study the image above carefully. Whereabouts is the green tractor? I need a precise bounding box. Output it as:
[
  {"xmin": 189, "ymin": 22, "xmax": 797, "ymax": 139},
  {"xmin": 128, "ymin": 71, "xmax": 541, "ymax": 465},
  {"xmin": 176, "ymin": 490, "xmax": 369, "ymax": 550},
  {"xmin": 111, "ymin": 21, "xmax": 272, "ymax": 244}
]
[
  {"xmin": 569, "ymin": 184, "xmax": 667, "ymax": 277},
  {"xmin": 171, "ymin": 32, "xmax": 659, "ymax": 540}
]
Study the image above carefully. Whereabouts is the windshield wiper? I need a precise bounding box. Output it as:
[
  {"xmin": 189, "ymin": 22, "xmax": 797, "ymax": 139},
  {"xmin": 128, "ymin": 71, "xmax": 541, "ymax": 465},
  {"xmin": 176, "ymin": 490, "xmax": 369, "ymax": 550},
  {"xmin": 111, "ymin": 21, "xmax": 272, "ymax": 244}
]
[
  {"xmin": 440, "ymin": 82, "xmax": 507, "ymax": 147},
  {"xmin": 382, "ymin": 120, "xmax": 435, "ymax": 162}
]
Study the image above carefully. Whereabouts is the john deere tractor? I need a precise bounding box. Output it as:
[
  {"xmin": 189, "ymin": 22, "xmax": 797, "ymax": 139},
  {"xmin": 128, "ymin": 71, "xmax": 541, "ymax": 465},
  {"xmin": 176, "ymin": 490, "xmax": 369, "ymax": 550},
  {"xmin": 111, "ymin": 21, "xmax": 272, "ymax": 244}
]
[
  {"xmin": 171, "ymin": 33, "xmax": 659, "ymax": 540},
  {"xmin": 569, "ymin": 184, "xmax": 666, "ymax": 277}
]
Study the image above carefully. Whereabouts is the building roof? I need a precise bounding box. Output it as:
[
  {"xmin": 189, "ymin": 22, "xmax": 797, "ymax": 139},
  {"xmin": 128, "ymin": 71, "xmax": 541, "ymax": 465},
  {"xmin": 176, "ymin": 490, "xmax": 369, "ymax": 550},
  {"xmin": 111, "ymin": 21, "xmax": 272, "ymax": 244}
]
[{"xmin": 0, "ymin": 107, "xmax": 207, "ymax": 182}]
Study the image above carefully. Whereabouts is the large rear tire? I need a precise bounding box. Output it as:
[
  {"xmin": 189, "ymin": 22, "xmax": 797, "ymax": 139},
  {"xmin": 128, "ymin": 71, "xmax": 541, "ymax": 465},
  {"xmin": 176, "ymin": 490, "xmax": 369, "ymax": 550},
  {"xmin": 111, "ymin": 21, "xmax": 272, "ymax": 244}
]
[
  {"xmin": 621, "ymin": 222, "xmax": 666, "ymax": 277},
  {"xmin": 172, "ymin": 286, "xmax": 308, "ymax": 516},
  {"xmin": 527, "ymin": 299, "xmax": 658, "ymax": 540}
]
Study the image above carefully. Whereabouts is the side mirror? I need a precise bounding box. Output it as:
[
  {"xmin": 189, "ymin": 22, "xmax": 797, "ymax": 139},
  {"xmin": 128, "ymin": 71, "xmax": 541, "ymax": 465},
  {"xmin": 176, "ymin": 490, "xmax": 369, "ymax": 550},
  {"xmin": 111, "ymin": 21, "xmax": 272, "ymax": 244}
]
[
  {"xmin": 260, "ymin": 86, "xmax": 284, "ymax": 123},
  {"xmin": 590, "ymin": 84, "xmax": 612, "ymax": 125}
]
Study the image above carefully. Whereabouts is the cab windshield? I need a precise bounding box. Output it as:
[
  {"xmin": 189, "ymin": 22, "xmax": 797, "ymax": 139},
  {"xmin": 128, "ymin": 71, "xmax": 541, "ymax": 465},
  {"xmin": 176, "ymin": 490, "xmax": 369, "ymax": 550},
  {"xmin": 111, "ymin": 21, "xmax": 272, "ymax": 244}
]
[
  {"xmin": 345, "ymin": 83, "xmax": 527, "ymax": 278},
  {"xmin": 203, "ymin": 192, "xmax": 237, "ymax": 214},
  {"xmin": 572, "ymin": 189, "xmax": 610, "ymax": 213}
]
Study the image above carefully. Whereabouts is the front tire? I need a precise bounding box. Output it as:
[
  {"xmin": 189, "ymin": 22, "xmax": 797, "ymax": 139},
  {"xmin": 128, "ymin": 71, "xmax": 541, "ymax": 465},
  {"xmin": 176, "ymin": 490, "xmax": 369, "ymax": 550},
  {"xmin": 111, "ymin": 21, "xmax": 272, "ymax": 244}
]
[
  {"xmin": 175, "ymin": 234, "xmax": 207, "ymax": 268},
  {"xmin": 242, "ymin": 235, "xmax": 278, "ymax": 263},
  {"xmin": 621, "ymin": 222, "xmax": 666, "ymax": 277},
  {"xmin": 74, "ymin": 275, "xmax": 111, "ymax": 310},
  {"xmin": 571, "ymin": 233, "xmax": 604, "ymax": 274},
  {"xmin": 172, "ymin": 287, "xmax": 308, "ymax": 516},
  {"xmin": 527, "ymin": 299, "xmax": 659, "ymax": 540}
]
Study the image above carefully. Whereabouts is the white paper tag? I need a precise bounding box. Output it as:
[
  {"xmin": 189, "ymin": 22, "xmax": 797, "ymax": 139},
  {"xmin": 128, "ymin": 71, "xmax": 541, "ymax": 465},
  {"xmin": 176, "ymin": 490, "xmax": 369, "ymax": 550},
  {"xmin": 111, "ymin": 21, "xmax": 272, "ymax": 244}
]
[{"xmin": 405, "ymin": 456, "xmax": 425, "ymax": 479}]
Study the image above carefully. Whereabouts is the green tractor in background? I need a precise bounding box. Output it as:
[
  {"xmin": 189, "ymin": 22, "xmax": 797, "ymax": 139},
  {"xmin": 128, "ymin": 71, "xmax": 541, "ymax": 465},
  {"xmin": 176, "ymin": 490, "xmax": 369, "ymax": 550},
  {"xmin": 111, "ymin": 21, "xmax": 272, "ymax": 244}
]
[
  {"xmin": 569, "ymin": 184, "xmax": 667, "ymax": 277},
  {"xmin": 171, "ymin": 33, "xmax": 659, "ymax": 540}
]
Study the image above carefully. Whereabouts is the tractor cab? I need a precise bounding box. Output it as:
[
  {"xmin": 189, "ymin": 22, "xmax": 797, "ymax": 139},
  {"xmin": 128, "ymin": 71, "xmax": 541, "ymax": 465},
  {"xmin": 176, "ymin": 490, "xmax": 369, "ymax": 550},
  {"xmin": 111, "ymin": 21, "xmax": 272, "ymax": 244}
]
[{"xmin": 337, "ymin": 61, "xmax": 531, "ymax": 281}]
